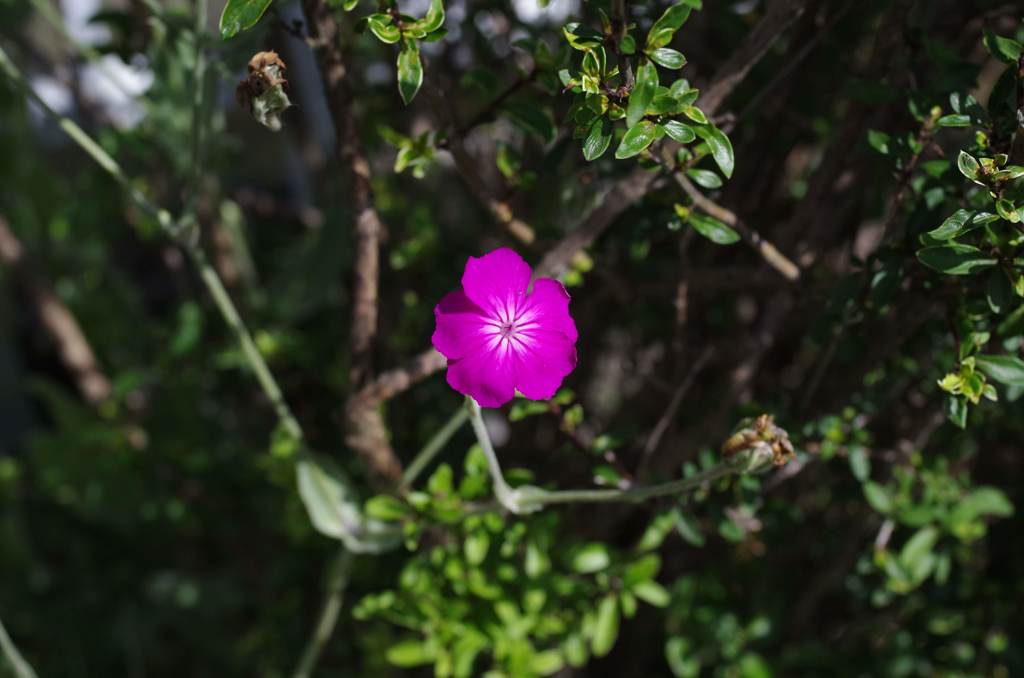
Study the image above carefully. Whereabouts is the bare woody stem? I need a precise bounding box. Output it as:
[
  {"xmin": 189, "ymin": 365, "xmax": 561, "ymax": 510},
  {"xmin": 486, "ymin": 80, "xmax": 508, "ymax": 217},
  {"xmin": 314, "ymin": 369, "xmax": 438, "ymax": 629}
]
[
  {"xmin": 301, "ymin": 0, "xmax": 404, "ymax": 488},
  {"xmin": 0, "ymin": 42, "xmax": 304, "ymax": 443},
  {"xmin": 674, "ymin": 173, "xmax": 801, "ymax": 282},
  {"xmin": 421, "ymin": 78, "xmax": 536, "ymax": 245},
  {"xmin": 0, "ymin": 217, "xmax": 112, "ymax": 407},
  {"xmin": 323, "ymin": 0, "xmax": 813, "ymax": 406}
]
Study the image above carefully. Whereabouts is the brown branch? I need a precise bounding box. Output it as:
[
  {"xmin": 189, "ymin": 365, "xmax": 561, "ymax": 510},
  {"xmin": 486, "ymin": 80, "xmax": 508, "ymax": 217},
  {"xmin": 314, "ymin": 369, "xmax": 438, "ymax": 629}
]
[
  {"xmin": 0, "ymin": 216, "xmax": 111, "ymax": 407},
  {"xmin": 301, "ymin": 1, "xmax": 402, "ymax": 488},
  {"xmin": 675, "ymin": 173, "xmax": 801, "ymax": 282},
  {"xmin": 637, "ymin": 346, "xmax": 714, "ymax": 476},
  {"xmin": 422, "ymin": 79, "xmax": 536, "ymax": 245},
  {"xmin": 351, "ymin": 0, "xmax": 811, "ymax": 405},
  {"xmin": 535, "ymin": 168, "xmax": 660, "ymax": 278},
  {"xmin": 697, "ymin": 0, "xmax": 808, "ymax": 116}
]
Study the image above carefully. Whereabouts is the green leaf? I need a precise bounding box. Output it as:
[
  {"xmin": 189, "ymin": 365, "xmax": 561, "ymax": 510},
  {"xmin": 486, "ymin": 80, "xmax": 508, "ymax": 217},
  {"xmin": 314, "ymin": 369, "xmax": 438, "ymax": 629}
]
[
  {"xmin": 686, "ymin": 167, "xmax": 721, "ymax": 189},
  {"xmin": 927, "ymin": 209, "xmax": 972, "ymax": 240},
  {"xmin": 386, "ymin": 639, "xmax": 435, "ymax": 667},
  {"xmin": 364, "ymin": 495, "xmax": 408, "ymax": 521},
  {"xmin": 916, "ymin": 243, "xmax": 997, "ymax": 275},
  {"xmin": 867, "ymin": 129, "xmax": 891, "ymax": 155},
  {"xmin": 591, "ymin": 595, "xmax": 620, "ymax": 657},
  {"xmin": 648, "ymin": 47, "xmax": 687, "ymax": 69},
  {"xmin": 848, "ymin": 446, "xmax": 870, "ymax": 482},
  {"xmin": 367, "ymin": 14, "xmax": 402, "ymax": 43},
  {"xmin": 572, "ymin": 543, "xmax": 611, "ymax": 573},
  {"xmin": 633, "ymin": 581, "xmax": 670, "ymax": 607},
  {"xmin": 957, "ymin": 150, "xmax": 980, "ymax": 181},
  {"xmin": 622, "ymin": 554, "xmax": 660, "ymax": 586},
  {"xmin": 983, "ymin": 29, "xmax": 1023, "ymax": 63},
  {"xmin": 987, "ymin": 269, "xmax": 1012, "ymax": 314},
  {"xmin": 936, "ymin": 114, "xmax": 970, "ymax": 127},
  {"xmin": 219, "ymin": 0, "xmax": 273, "ymax": 39},
  {"xmin": 975, "ymin": 354, "xmax": 1024, "ymax": 386},
  {"xmin": 663, "ymin": 119, "xmax": 696, "ymax": 143},
  {"xmin": 397, "ymin": 40, "xmax": 423, "ymax": 104},
  {"xmin": 296, "ymin": 456, "xmax": 401, "ymax": 553},
  {"xmin": 695, "ymin": 124, "xmax": 734, "ymax": 178},
  {"xmin": 946, "ymin": 395, "xmax": 967, "ymax": 429},
  {"xmin": 583, "ymin": 118, "xmax": 612, "ymax": 161},
  {"xmin": 863, "ymin": 481, "xmax": 893, "ymax": 514},
  {"xmin": 953, "ymin": 487, "xmax": 1014, "ymax": 520},
  {"xmin": 689, "ymin": 213, "xmax": 739, "ymax": 245},
  {"xmin": 627, "ymin": 62, "xmax": 658, "ymax": 128},
  {"xmin": 464, "ymin": 530, "xmax": 490, "ymax": 565},
  {"xmin": 898, "ymin": 526, "xmax": 938, "ymax": 582},
  {"xmin": 504, "ymin": 101, "xmax": 556, "ymax": 143},
  {"xmin": 646, "ymin": 1, "xmax": 695, "ymax": 50},
  {"xmin": 615, "ymin": 120, "xmax": 657, "ymax": 159},
  {"xmin": 682, "ymin": 105, "xmax": 707, "ymax": 124},
  {"xmin": 673, "ymin": 510, "xmax": 705, "ymax": 546},
  {"xmin": 563, "ymin": 633, "xmax": 588, "ymax": 668},
  {"xmin": 419, "ymin": 0, "xmax": 445, "ymax": 32},
  {"xmin": 529, "ymin": 650, "xmax": 564, "ymax": 676},
  {"xmin": 563, "ymin": 22, "xmax": 604, "ymax": 51},
  {"xmin": 666, "ymin": 637, "xmax": 697, "ymax": 678}
]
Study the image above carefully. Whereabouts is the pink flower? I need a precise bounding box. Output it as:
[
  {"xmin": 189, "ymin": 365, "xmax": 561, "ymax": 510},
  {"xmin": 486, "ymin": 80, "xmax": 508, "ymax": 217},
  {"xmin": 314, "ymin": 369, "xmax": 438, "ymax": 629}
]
[{"xmin": 432, "ymin": 248, "xmax": 578, "ymax": 408}]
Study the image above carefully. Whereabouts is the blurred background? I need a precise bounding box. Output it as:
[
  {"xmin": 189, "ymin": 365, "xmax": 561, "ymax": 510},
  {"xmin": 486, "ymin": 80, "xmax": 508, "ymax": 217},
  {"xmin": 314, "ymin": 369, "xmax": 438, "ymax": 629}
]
[{"xmin": 1, "ymin": 0, "xmax": 1023, "ymax": 676}]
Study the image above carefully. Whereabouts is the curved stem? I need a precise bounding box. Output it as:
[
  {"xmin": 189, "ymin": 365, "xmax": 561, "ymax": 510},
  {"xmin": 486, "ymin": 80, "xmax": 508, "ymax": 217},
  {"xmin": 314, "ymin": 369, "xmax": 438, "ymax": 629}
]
[
  {"xmin": 402, "ymin": 406, "xmax": 469, "ymax": 487},
  {"xmin": 466, "ymin": 398, "xmax": 520, "ymax": 512},
  {"xmin": 467, "ymin": 397, "xmax": 750, "ymax": 513},
  {"xmin": 0, "ymin": 42, "xmax": 304, "ymax": 443},
  {"xmin": 0, "ymin": 614, "xmax": 38, "ymax": 678},
  {"xmin": 523, "ymin": 462, "xmax": 736, "ymax": 507},
  {"xmin": 291, "ymin": 548, "xmax": 355, "ymax": 678}
]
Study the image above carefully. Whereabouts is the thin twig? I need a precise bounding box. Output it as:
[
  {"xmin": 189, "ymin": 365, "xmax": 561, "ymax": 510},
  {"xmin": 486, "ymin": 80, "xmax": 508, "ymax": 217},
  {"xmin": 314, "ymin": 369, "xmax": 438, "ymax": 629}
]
[
  {"xmin": 0, "ymin": 613, "xmax": 38, "ymax": 678},
  {"xmin": 0, "ymin": 216, "xmax": 112, "ymax": 407},
  {"xmin": 0, "ymin": 43, "xmax": 305, "ymax": 443},
  {"xmin": 674, "ymin": 173, "xmax": 801, "ymax": 281},
  {"xmin": 638, "ymin": 347, "xmax": 714, "ymax": 474},
  {"xmin": 301, "ymin": 0, "xmax": 403, "ymax": 487},
  {"xmin": 402, "ymin": 406, "xmax": 470, "ymax": 487},
  {"xmin": 422, "ymin": 77, "xmax": 536, "ymax": 245},
  {"xmin": 697, "ymin": 0, "xmax": 808, "ymax": 115},
  {"xmin": 349, "ymin": 2, "xmax": 817, "ymax": 405},
  {"xmin": 290, "ymin": 548, "xmax": 355, "ymax": 678}
]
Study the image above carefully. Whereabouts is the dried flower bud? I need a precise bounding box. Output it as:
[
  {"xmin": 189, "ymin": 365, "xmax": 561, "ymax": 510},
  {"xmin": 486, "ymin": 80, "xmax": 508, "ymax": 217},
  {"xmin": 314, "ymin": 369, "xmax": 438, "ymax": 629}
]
[
  {"xmin": 721, "ymin": 414, "xmax": 794, "ymax": 473},
  {"xmin": 235, "ymin": 51, "xmax": 292, "ymax": 132}
]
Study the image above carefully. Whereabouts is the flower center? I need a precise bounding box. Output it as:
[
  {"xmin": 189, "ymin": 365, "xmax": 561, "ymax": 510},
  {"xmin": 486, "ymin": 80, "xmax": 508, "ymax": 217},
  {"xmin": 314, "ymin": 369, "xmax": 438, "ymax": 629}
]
[{"xmin": 499, "ymin": 322, "xmax": 516, "ymax": 338}]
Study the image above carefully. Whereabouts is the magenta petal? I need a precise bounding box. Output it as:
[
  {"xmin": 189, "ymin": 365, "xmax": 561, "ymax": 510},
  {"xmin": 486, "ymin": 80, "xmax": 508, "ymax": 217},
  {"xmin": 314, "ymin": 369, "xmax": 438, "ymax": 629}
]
[
  {"xmin": 461, "ymin": 248, "xmax": 532, "ymax": 313},
  {"xmin": 525, "ymin": 278, "xmax": 578, "ymax": 342},
  {"xmin": 432, "ymin": 290, "xmax": 490, "ymax": 360},
  {"xmin": 446, "ymin": 347, "xmax": 517, "ymax": 408},
  {"xmin": 513, "ymin": 329, "xmax": 577, "ymax": 400}
]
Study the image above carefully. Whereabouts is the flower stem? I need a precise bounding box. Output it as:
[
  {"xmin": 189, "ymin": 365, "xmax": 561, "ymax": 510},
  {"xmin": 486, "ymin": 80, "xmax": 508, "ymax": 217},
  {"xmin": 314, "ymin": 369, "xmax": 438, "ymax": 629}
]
[
  {"xmin": 467, "ymin": 397, "xmax": 764, "ymax": 514},
  {"xmin": 522, "ymin": 463, "xmax": 736, "ymax": 507},
  {"xmin": 403, "ymin": 406, "xmax": 470, "ymax": 487},
  {"xmin": 466, "ymin": 398, "xmax": 522, "ymax": 513},
  {"xmin": 290, "ymin": 547, "xmax": 355, "ymax": 678},
  {"xmin": 0, "ymin": 42, "xmax": 304, "ymax": 443},
  {"xmin": 0, "ymin": 614, "xmax": 37, "ymax": 678}
]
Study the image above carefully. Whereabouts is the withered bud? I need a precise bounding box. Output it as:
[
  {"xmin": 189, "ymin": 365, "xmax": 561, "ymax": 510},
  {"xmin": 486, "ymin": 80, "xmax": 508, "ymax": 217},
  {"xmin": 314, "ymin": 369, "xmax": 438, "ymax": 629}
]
[
  {"xmin": 236, "ymin": 51, "xmax": 292, "ymax": 132},
  {"xmin": 721, "ymin": 414, "xmax": 794, "ymax": 473}
]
